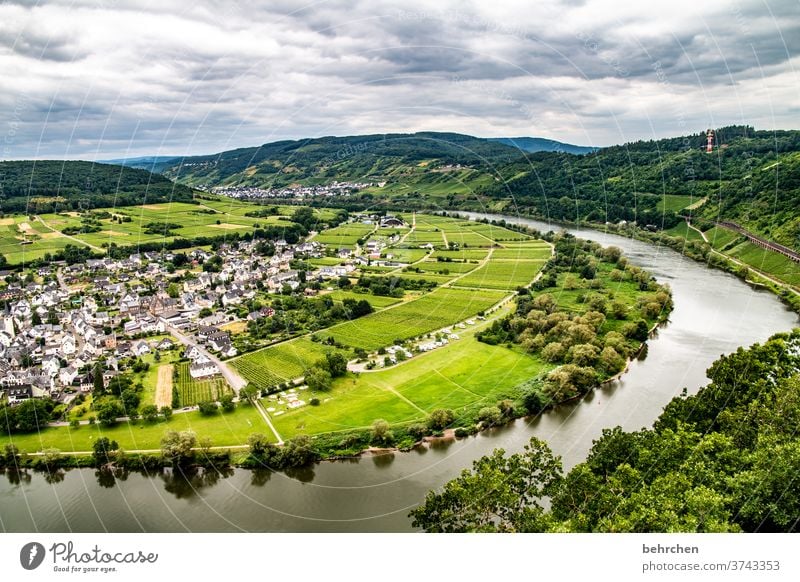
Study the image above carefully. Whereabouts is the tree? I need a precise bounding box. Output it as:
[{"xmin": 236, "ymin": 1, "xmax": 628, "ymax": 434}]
[
  {"xmin": 219, "ymin": 392, "xmax": 235, "ymax": 412},
  {"xmin": 160, "ymin": 430, "xmax": 197, "ymax": 465},
  {"xmin": 306, "ymin": 367, "xmax": 332, "ymax": 392},
  {"xmin": 95, "ymin": 398, "xmax": 124, "ymax": 426},
  {"xmin": 477, "ymin": 406, "xmax": 503, "ymax": 426},
  {"xmin": 3, "ymin": 443, "xmax": 20, "ymax": 468},
  {"xmin": 371, "ymin": 419, "xmax": 392, "ymax": 444},
  {"xmin": 141, "ymin": 404, "xmax": 159, "ymax": 422},
  {"xmin": 197, "ymin": 400, "xmax": 218, "ymax": 415},
  {"xmin": 12, "ymin": 399, "xmax": 52, "ymax": 432},
  {"xmin": 160, "ymin": 406, "xmax": 173, "ymax": 420},
  {"xmin": 409, "ymin": 437, "xmax": 563, "ymax": 532},
  {"xmin": 247, "ymin": 433, "xmax": 274, "ymax": 458},
  {"xmin": 427, "ymin": 408, "xmax": 455, "ymax": 431},
  {"xmin": 92, "ymin": 437, "xmax": 119, "ymax": 466},
  {"xmin": 324, "ymin": 352, "xmax": 348, "ymax": 378},
  {"xmin": 120, "ymin": 389, "xmax": 140, "ymax": 414},
  {"xmin": 31, "ymin": 311, "xmax": 42, "ymax": 326}
]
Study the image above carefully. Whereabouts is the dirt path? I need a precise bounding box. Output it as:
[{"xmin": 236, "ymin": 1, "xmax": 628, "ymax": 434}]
[
  {"xmin": 34, "ymin": 215, "xmax": 104, "ymax": 251},
  {"xmin": 155, "ymin": 364, "xmax": 174, "ymax": 409}
]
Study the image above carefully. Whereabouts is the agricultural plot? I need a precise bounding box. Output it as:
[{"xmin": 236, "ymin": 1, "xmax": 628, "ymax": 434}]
[
  {"xmin": 175, "ymin": 362, "xmax": 232, "ymax": 406},
  {"xmin": 382, "ymin": 247, "xmax": 430, "ymax": 263},
  {"xmin": 404, "ymin": 230, "xmax": 445, "ymax": 246},
  {"xmin": 431, "ymin": 248, "xmax": 489, "ymax": 261},
  {"xmin": 656, "ymin": 194, "xmax": 696, "ymax": 213},
  {"xmin": 317, "ymin": 287, "xmax": 506, "ymax": 351},
  {"xmin": 271, "ymin": 330, "xmax": 550, "ymax": 438},
  {"xmin": 313, "ymin": 223, "xmax": 373, "ymax": 247},
  {"xmin": 454, "ymin": 259, "xmax": 546, "ymax": 290},
  {"xmin": 232, "ymin": 337, "xmax": 339, "ymax": 389},
  {"xmin": 491, "ymin": 245, "xmax": 551, "ymax": 261},
  {"xmin": 414, "ymin": 260, "xmax": 480, "ymax": 274},
  {"xmin": 467, "ymin": 223, "xmax": 532, "ymax": 242},
  {"xmin": 326, "ymin": 290, "xmax": 402, "ymax": 309},
  {"xmin": 442, "ymin": 231, "xmax": 494, "ymax": 248}
]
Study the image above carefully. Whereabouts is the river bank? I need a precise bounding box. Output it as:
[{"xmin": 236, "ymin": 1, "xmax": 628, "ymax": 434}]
[{"xmin": 1, "ymin": 213, "xmax": 796, "ymax": 532}]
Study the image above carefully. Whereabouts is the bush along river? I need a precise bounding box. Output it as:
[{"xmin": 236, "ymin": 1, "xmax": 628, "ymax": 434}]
[{"xmin": 0, "ymin": 213, "xmax": 797, "ymax": 532}]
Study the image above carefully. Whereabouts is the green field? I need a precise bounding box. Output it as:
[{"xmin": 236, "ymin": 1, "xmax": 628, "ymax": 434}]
[
  {"xmin": 656, "ymin": 194, "xmax": 696, "ymax": 213},
  {"xmin": 664, "ymin": 221, "xmax": 705, "ymax": 242},
  {"xmin": 312, "ymin": 223, "xmax": 374, "ymax": 247},
  {"xmin": 231, "ymin": 337, "xmax": 340, "ymax": 389},
  {"xmin": 271, "ymin": 330, "xmax": 551, "ymax": 438},
  {"xmin": 325, "ymin": 290, "xmax": 403, "ymax": 309},
  {"xmin": 454, "ymin": 258, "xmax": 547, "ymax": 290},
  {"xmin": 316, "ymin": 287, "xmax": 507, "ymax": 350},
  {"xmin": 175, "ymin": 362, "xmax": 232, "ymax": 406},
  {"xmin": 0, "ymin": 198, "xmax": 311, "ymax": 265},
  {"xmin": 0, "ymin": 404, "xmax": 274, "ymax": 454}
]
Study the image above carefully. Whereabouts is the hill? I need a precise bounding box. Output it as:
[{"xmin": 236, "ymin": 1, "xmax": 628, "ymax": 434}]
[
  {"xmin": 155, "ymin": 132, "xmax": 523, "ymax": 188},
  {"xmin": 101, "ymin": 156, "xmax": 181, "ymax": 172},
  {"xmin": 488, "ymin": 137, "xmax": 598, "ymax": 155},
  {"xmin": 0, "ymin": 160, "xmax": 195, "ymax": 214},
  {"xmin": 480, "ymin": 126, "xmax": 800, "ymax": 250}
]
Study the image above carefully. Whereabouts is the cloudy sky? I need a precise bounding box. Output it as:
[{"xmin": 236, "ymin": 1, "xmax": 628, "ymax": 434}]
[{"xmin": 1, "ymin": 0, "xmax": 798, "ymax": 160}]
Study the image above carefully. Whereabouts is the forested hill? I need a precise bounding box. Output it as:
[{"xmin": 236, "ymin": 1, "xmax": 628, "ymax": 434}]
[
  {"xmin": 482, "ymin": 126, "xmax": 800, "ymax": 250},
  {"xmin": 488, "ymin": 137, "xmax": 598, "ymax": 155},
  {"xmin": 0, "ymin": 161, "xmax": 195, "ymax": 214},
  {"xmin": 155, "ymin": 132, "xmax": 523, "ymax": 188}
]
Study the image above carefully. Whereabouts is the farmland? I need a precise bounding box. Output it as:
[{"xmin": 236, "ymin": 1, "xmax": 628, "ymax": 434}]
[
  {"xmin": 454, "ymin": 258, "xmax": 549, "ymax": 290},
  {"xmin": 316, "ymin": 287, "xmax": 508, "ymax": 350},
  {"xmin": 231, "ymin": 337, "xmax": 340, "ymax": 390},
  {"xmin": 175, "ymin": 362, "xmax": 232, "ymax": 406},
  {"xmin": 0, "ymin": 198, "xmax": 314, "ymax": 265},
  {"xmin": 312, "ymin": 222, "xmax": 375, "ymax": 247},
  {"xmin": 270, "ymin": 320, "xmax": 551, "ymax": 438}
]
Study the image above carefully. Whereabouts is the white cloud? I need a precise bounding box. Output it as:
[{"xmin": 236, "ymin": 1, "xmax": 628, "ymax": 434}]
[{"xmin": 0, "ymin": 0, "xmax": 797, "ymax": 159}]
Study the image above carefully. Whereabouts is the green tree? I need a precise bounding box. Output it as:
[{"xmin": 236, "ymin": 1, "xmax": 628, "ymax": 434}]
[
  {"xmin": 141, "ymin": 404, "xmax": 159, "ymax": 422},
  {"xmin": 427, "ymin": 408, "xmax": 455, "ymax": 431},
  {"xmin": 160, "ymin": 406, "xmax": 173, "ymax": 420},
  {"xmin": 324, "ymin": 352, "xmax": 348, "ymax": 378},
  {"xmin": 92, "ymin": 437, "xmax": 119, "ymax": 466},
  {"xmin": 160, "ymin": 430, "xmax": 197, "ymax": 465},
  {"xmin": 219, "ymin": 392, "xmax": 236, "ymax": 412},
  {"xmin": 409, "ymin": 437, "xmax": 563, "ymax": 532},
  {"xmin": 306, "ymin": 367, "xmax": 332, "ymax": 391}
]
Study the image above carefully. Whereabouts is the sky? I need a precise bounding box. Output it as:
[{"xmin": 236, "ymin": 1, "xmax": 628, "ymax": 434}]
[{"xmin": 0, "ymin": 0, "xmax": 798, "ymax": 160}]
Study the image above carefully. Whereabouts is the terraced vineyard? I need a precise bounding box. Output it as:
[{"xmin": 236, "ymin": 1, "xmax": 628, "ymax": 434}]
[{"xmin": 175, "ymin": 362, "xmax": 232, "ymax": 405}]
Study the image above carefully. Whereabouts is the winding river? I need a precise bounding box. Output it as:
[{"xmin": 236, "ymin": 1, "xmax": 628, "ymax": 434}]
[{"xmin": 1, "ymin": 214, "xmax": 797, "ymax": 532}]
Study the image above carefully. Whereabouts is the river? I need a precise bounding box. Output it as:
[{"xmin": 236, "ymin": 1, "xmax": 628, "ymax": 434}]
[{"xmin": 1, "ymin": 214, "xmax": 797, "ymax": 532}]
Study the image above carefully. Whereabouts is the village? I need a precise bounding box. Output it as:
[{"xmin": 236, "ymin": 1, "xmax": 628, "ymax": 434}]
[{"xmin": 0, "ymin": 212, "xmax": 411, "ymax": 413}]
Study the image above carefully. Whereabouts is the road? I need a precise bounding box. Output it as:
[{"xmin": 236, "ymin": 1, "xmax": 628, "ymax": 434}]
[
  {"xmin": 166, "ymin": 325, "xmax": 248, "ymax": 392},
  {"xmin": 166, "ymin": 324, "xmax": 284, "ymax": 443}
]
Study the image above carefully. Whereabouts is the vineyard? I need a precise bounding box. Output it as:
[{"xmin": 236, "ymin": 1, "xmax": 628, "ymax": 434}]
[
  {"xmin": 231, "ymin": 337, "xmax": 339, "ymax": 390},
  {"xmin": 316, "ymin": 287, "xmax": 507, "ymax": 350},
  {"xmin": 175, "ymin": 362, "xmax": 232, "ymax": 406},
  {"xmin": 454, "ymin": 258, "xmax": 547, "ymax": 290}
]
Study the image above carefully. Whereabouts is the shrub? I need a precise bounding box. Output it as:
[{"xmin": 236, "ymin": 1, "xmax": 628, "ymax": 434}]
[
  {"xmin": 427, "ymin": 408, "xmax": 455, "ymax": 431},
  {"xmin": 477, "ymin": 406, "xmax": 503, "ymax": 426}
]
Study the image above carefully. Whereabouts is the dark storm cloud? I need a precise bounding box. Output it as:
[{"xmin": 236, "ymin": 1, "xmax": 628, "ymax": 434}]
[{"xmin": 0, "ymin": 0, "xmax": 798, "ymax": 159}]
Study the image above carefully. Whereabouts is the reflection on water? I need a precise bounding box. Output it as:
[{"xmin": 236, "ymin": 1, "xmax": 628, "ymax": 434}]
[{"xmin": 1, "ymin": 213, "xmax": 797, "ymax": 532}]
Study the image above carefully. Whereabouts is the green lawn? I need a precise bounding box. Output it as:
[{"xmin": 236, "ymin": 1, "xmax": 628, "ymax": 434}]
[
  {"xmin": 0, "ymin": 404, "xmax": 273, "ymax": 454},
  {"xmin": 271, "ymin": 334, "xmax": 551, "ymax": 438}
]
